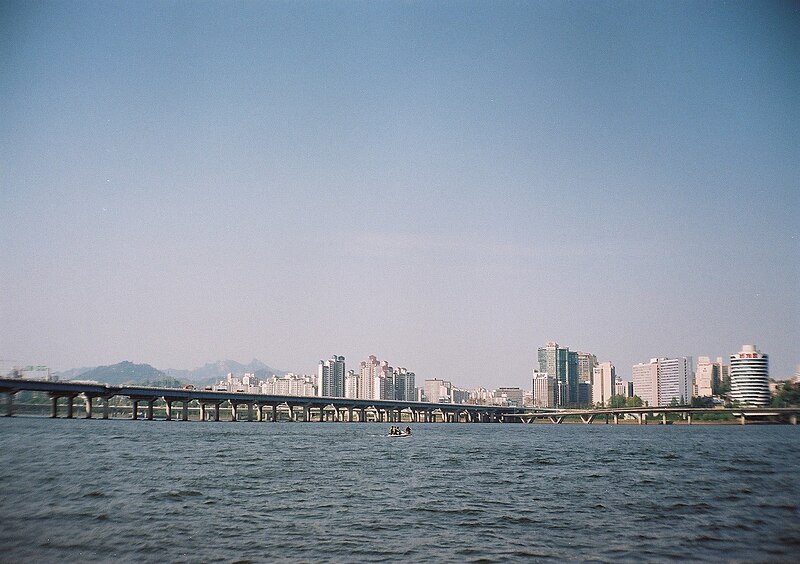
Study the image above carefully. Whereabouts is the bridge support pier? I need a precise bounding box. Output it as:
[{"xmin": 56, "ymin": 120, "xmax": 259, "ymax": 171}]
[
  {"xmin": 199, "ymin": 403, "xmax": 207, "ymax": 421},
  {"xmin": 146, "ymin": 399, "xmax": 154, "ymax": 421},
  {"xmin": 213, "ymin": 402, "xmax": 220, "ymax": 422},
  {"xmin": 247, "ymin": 402, "xmax": 253, "ymax": 422},
  {"xmin": 687, "ymin": 414, "xmax": 693, "ymax": 425},
  {"xmin": 83, "ymin": 395, "xmax": 93, "ymax": 419},
  {"xmin": 662, "ymin": 413, "xmax": 667, "ymax": 425},
  {"xmin": 272, "ymin": 405, "xmax": 278, "ymax": 422},
  {"xmin": 230, "ymin": 402, "xmax": 238, "ymax": 422},
  {"xmin": 102, "ymin": 397, "xmax": 109, "ymax": 419},
  {"xmin": 5, "ymin": 392, "xmax": 14, "ymax": 417},
  {"xmin": 182, "ymin": 401, "xmax": 189, "ymax": 421},
  {"xmin": 740, "ymin": 414, "xmax": 746, "ymax": 425},
  {"xmin": 165, "ymin": 400, "xmax": 173, "ymax": 421},
  {"xmin": 791, "ymin": 414, "xmax": 797, "ymax": 425},
  {"xmin": 613, "ymin": 413, "xmax": 619, "ymax": 424},
  {"xmin": 131, "ymin": 399, "xmax": 139, "ymax": 420},
  {"xmin": 50, "ymin": 396, "xmax": 58, "ymax": 418}
]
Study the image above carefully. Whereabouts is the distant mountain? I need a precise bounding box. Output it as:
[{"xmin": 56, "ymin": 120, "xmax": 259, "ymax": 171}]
[
  {"xmin": 54, "ymin": 367, "xmax": 96, "ymax": 380},
  {"xmin": 164, "ymin": 359, "xmax": 287, "ymax": 385},
  {"xmin": 74, "ymin": 361, "xmax": 167, "ymax": 385},
  {"xmin": 54, "ymin": 359, "xmax": 288, "ymax": 387}
]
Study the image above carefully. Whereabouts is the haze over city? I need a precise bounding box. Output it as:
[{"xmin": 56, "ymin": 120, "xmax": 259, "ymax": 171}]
[{"xmin": 2, "ymin": 1, "xmax": 798, "ymax": 389}]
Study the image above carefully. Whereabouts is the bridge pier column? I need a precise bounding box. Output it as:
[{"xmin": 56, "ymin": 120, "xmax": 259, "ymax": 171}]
[
  {"xmin": 131, "ymin": 399, "xmax": 139, "ymax": 420},
  {"xmin": 662, "ymin": 413, "xmax": 667, "ymax": 425},
  {"xmin": 255, "ymin": 404, "xmax": 263, "ymax": 422},
  {"xmin": 740, "ymin": 414, "xmax": 746, "ymax": 425},
  {"xmin": 230, "ymin": 402, "xmax": 238, "ymax": 421},
  {"xmin": 304, "ymin": 406, "xmax": 311, "ymax": 422},
  {"xmin": 147, "ymin": 399, "xmax": 154, "ymax": 420},
  {"xmin": 165, "ymin": 400, "xmax": 173, "ymax": 421},
  {"xmin": 84, "ymin": 396, "xmax": 93, "ymax": 419},
  {"xmin": 790, "ymin": 414, "xmax": 797, "ymax": 425},
  {"xmin": 214, "ymin": 402, "xmax": 220, "ymax": 422},
  {"xmin": 65, "ymin": 395, "xmax": 74, "ymax": 419},
  {"xmin": 199, "ymin": 403, "xmax": 207, "ymax": 421},
  {"xmin": 51, "ymin": 395, "xmax": 59, "ymax": 418},
  {"xmin": 687, "ymin": 413, "xmax": 693, "ymax": 425},
  {"xmin": 5, "ymin": 392, "xmax": 14, "ymax": 417},
  {"xmin": 247, "ymin": 402, "xmax": 253, "ymax": 422},
  {"xmin": 613, "ymin": 413, "xmax": 619, "ymax": 425},
  {"xmin": 272, "ymin": 405, "xmax": 278, "ymax": 422},
  {"xmin": 102, "ymin": 397, "xmax": 110, "ymax": 419},
  {"xmin": 182, "ymin": 401, "xmax": 189, "ymax": 421}
]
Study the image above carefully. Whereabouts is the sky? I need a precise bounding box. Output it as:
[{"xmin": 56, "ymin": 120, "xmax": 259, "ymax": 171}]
[{"xmin": 1, "ymin": 1, "xmax": 798, "ymax": 388}]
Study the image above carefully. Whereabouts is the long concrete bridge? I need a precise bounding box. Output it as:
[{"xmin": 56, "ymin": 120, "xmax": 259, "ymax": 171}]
[
  {"xmin": 506, "ymin": 406, "xmax": 800, "ymax": 425},
  {"xmin": 0, "ymin": 378, "xmax": 519, "ymax": 423},
  {"xmin": 3, "ymin": 379, "xmax": 798, "ymax": 425}
]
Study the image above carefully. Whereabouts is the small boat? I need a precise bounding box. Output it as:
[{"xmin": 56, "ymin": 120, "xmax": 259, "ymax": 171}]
[{"xmin": 387, "ymin": 432, "xmax": 411, "ymax": 438}]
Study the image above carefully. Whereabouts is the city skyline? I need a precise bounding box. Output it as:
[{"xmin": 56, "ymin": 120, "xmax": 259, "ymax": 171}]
[{"xmin": 2, "ymin": 2, "xmax": 798, "ymax": 389}]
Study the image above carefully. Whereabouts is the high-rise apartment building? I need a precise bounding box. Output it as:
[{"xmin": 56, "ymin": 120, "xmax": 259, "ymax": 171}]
[
  {"xmin": 632, "ymin": 357, "xmax": 692, "ymax": 407},
  {"xmin": 359, "ymin": 355, "xmax": 390, "ymax": 400},
  {"xmin": 424, "ymin": 379, "xmax": 452, "ymax": 403},
  {"xmin": 730, "ymin": 344, "xmax": 770, "ymax": 406},
  {"xmin": 260, "ymin": 373, "xmax": 316, "ymax": 396},
  {"xmin": 532, "ymin": 370, "xmax": 556, "ymax": 408},
  {"xmin": 393, "ymin": 367, "xmax": 416, "ymax": 401},
  {"xmin": 345, "ymin": 370, "xmax": 358, "ymax": 399},
  {"xmin": 695, "ymin": 356, "xmax": 728, "ymax": 397},
  {"xmin": 497, "ymin": 387, "xmax": 524, "ymax": 407},
  {"xmin": 538, "ymin": 342, "xmax": 580, "ymax": 406},
  {"xmin": 591, "ymin": 362, "xmax": 616, "ymax": 406},
  {"xmin": 632, "ymin": 361, "xmax": 658, "ymax": 406},
  {"xmin": 318, "ymin": 355, "xmax": 346, "ymax": 398},
  {"xmin": 658, "ymin": 357, "xmax": 692, "ymax": 405},
  {"xmin": 577, "ymin": 352, "xmax": 598, "ymax": 384}
]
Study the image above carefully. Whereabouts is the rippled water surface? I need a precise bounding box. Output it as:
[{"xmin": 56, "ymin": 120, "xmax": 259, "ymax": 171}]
[{"xmin": 1, "ymin": 418, "xmax": 799, "ymax": 562}]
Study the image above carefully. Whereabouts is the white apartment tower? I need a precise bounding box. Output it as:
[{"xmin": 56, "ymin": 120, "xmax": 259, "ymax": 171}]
[
  {"xmin": 730, "ymin": 344, "xmax": 770, "ymax": 406},
  {"xmin": 532, "ymin": 370, "xmax": 556, "ymax": 408},
  {"xmin": 591, "ymin": 362, "xmax": 616, "ymax": 407},
  {"xmin": 424, "ymin": 379, "xmax": 452, "ymax": 403},
  {"xmin": 695, "ymin": 356, "xmax": 727, "ymax": 397},
  {"xmin": 359, "ymin": 355, "xmax": 393, "ymax": 400}
]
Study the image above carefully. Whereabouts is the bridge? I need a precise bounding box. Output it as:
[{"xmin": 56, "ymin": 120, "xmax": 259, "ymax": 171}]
[
  {"xmin": 3, "ymin": 379, "xmax": 798, "ymax": 425},
  {"xmin": 0, "ymin": 378, "xmax": 519, "ymax": 423},
  {"xmin": 506, "ymin": 406, "xmax": 800, "ymax": 425}
]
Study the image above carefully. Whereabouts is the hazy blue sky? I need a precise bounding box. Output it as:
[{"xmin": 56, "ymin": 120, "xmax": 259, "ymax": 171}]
[{"xmin": 2, "ymin": 1, "xmax": 798, "ymax": 388}]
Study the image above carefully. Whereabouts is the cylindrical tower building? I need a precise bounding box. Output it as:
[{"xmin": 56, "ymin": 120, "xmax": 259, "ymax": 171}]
[{"xmin": 729, "ymin": 344, "xmax": 770, "ymax": 406}]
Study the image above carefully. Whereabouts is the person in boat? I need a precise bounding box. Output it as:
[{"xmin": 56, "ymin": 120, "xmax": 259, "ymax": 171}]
[
  {"xmin": 404, "ymin": 426, "xmax": 412, "ymax": 435},
  {"xmin": 389, "ymin": 426, "xmax": 398, "ymax": 435}
]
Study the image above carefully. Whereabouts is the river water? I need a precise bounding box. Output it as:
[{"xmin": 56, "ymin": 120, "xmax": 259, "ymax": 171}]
[{"xmin": 1, "ymin": 418, "xmax": 798, "ymax": 562}]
